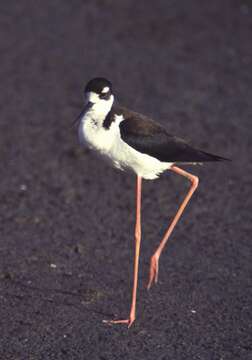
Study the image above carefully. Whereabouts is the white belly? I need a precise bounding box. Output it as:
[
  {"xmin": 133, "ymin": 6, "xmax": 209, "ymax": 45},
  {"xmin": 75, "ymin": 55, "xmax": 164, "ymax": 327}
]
[{"xmin": 79, "ymin": 113, "xmax": 173, "ymax": 180}]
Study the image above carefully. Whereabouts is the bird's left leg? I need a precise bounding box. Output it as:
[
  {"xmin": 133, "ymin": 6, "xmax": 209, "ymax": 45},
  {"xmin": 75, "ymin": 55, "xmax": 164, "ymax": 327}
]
[
  {"xmin": 147, "ymin": 166, "xmax": 199, "ymax": 290},
  {"xmin": 103, "ymin": 176, "xmax": 142, "ymax": 328}
]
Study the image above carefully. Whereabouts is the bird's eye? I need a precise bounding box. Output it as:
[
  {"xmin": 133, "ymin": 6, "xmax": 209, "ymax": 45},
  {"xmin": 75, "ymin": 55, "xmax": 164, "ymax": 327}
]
[{"xmin": 99, "ymin": 91, "xmax": 111, "ymax": 100}]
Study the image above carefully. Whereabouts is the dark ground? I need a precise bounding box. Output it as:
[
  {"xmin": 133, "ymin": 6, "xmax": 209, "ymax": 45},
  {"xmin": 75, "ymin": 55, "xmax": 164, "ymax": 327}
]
[{"xmin": 0, "ymin": 1, "xmax": 251, "ymax": 359}]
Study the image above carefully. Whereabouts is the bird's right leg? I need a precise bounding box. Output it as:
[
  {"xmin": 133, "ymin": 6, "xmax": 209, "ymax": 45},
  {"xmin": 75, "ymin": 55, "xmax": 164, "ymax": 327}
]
[
  {"xmin": 147, "ymin": 166, "xmax": 199, "ymax": 290},
  {"xmin": 103, "ymin": 175, "xmax": 142, "ymax": 328}
]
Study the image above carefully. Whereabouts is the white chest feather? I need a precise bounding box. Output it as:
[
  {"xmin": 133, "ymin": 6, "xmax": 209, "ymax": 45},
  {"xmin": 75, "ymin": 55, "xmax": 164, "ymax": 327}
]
[
  {"xmin": 79, "ymin": 110, "xmax": 121, "ymax": 151},
  {"xmin": 78, "ymin": 108, "xmax": 173, "ymax": 179}
]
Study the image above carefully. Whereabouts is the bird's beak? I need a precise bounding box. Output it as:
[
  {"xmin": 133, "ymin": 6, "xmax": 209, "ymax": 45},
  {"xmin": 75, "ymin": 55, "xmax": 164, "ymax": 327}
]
[{"xmin": 71, "ymin": 101, "xmax": 94, "ymax": 128}]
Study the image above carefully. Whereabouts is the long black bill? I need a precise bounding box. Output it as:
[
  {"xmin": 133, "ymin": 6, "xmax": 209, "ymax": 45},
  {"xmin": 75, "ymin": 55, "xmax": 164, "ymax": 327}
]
[{"xmin": 71, "ymin": 101, "xmax": 94, "ymax": 128}]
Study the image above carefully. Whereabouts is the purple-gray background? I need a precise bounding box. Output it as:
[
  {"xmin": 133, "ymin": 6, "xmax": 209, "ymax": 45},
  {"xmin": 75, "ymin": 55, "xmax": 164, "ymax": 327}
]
[{"xmin": 0, "ymin": 1, "xmax": 251, "ymax": 359}]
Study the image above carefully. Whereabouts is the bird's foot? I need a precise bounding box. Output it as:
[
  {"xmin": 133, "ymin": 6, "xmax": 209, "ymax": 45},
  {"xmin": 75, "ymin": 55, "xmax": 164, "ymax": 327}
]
[
  {"xmin": 147, "ymin": 254, "xmax": 159, "ymax": 290},
  {"xmin": 103, "ymin": 316, "xmax": 135, "ymax": 328}
]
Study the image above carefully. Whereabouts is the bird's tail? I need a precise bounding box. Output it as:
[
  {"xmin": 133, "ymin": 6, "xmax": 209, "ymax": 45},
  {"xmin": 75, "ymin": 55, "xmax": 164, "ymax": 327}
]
[{"xmin": 197, "ymin": 150, "xmax": 231, "ymax": 162}]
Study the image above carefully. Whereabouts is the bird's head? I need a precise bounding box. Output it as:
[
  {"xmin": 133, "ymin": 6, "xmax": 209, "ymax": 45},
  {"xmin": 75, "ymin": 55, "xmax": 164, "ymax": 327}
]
[
  {"xmin": 72, "ymin": 78, "xmax": 114, "ymax": 128},
  {"xmin": 84, "ymin": 77, "xmax": 114, "ymax": 113}
]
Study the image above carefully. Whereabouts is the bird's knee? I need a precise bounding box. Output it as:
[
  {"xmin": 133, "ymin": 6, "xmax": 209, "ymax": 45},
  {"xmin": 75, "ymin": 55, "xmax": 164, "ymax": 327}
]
[
  {"xmin": 135, "ymin": 229, "xmax": 141, "ymax": 241},
  {"xmin": 191, "ymin": 175, "xmax": 199, "ymax": 188},
  {"xmin": 135, "ymin": 233, "xmax": 141, "ymax": 241}
]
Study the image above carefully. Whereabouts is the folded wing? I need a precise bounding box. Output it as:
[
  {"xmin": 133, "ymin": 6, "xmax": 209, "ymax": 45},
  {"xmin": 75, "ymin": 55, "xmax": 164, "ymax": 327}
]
[{"xmin": 119, "ymin": 109, "xmax": 228, "ymax": 163}]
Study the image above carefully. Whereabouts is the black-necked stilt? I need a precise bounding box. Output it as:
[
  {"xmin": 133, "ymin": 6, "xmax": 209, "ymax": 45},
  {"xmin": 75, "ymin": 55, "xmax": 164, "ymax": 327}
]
[{"xmin": 75, "ymin": 77, "xmax": 229, "ymax": 327}]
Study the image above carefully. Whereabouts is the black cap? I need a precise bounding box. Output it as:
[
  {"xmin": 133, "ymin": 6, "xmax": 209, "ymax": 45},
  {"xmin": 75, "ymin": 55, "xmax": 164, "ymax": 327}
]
[{"xmin": 85, "ymin": 77, "xmax": 112, "ymax": 94}]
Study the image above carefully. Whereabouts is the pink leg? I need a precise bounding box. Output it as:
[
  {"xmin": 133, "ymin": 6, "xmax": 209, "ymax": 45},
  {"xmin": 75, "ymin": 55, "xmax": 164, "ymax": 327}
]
[
  {"xmin": 103, "ymin": 176, "xmax": 142, "ymax": 328},
  {"xmin": 147, "ymin": 166, "xmax": 199, "ymax": 290}
]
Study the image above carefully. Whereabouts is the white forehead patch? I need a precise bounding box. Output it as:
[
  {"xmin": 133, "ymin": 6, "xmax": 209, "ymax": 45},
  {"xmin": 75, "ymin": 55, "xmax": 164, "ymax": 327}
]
[{"xmin": 101, "ymin": 86, "xmax": 109, "ymax": 93}]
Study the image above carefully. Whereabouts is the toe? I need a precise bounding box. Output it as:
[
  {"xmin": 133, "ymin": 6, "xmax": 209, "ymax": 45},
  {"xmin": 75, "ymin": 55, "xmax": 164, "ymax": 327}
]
[
  {"xmin": 147, "ymin": 255, "xmax": 159, "ymax": 289},
  {"xmin": 103, "ymin": 319, "xmax": 129, "ymax": 325}
]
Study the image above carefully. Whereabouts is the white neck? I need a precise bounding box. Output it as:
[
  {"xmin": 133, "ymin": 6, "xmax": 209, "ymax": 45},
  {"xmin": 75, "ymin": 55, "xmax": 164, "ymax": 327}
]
[
  {"xmin": 86, "ymin": 92, "xmax": 114, "ymax": 117},
  {"xmin": 92, "ymin": 95, "xmax": 114, "ymax": 115}
]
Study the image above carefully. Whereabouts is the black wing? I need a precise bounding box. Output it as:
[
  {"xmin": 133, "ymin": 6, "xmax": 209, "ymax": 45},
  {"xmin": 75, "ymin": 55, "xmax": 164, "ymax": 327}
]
[{"xmin": 118, "ymin": 107, "xmax": 228, "ymax": 163}]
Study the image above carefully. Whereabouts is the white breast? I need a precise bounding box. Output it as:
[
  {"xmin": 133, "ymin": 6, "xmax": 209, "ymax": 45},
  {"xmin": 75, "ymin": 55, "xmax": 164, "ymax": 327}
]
[
  {"xmin": 79, "ymin": 109, "xmax": 120, "ymax": 149},
  {"xmin": 79, "ymin": 111, "xmax": 173, "ymax": 180}
]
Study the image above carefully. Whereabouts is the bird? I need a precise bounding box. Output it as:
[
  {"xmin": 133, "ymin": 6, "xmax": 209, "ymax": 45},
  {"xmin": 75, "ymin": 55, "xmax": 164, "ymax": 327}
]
[{"xmin": 75, "ymin": 77, "xmax": 229, "ymax": 328}]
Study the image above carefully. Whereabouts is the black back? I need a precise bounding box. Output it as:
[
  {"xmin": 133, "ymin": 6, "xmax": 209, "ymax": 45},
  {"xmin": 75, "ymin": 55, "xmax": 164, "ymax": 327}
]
[{"xmin": 115, "ymin": 106, "xmax": 228, "ymax": 163}]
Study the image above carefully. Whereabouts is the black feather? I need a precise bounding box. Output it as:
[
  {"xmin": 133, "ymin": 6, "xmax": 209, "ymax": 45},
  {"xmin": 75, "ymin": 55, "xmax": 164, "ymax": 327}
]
[{"xmin": 116, "ymin": 106, "xmax": 229, "ymax": 163}]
